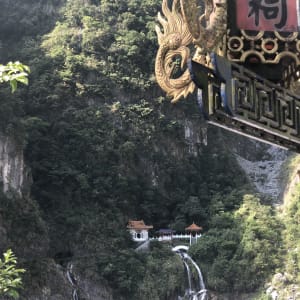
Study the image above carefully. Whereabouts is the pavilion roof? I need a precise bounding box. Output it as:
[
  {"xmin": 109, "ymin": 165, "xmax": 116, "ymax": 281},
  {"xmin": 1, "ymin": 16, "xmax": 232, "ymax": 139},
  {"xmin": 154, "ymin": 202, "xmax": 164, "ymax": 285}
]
[
  {"xmin": 185, "ymin": 222, "xmax": 203, "ymax": 232},
  {"xmin": 127, "ymin": 220, "xmax": 153, "ymax": 230}
]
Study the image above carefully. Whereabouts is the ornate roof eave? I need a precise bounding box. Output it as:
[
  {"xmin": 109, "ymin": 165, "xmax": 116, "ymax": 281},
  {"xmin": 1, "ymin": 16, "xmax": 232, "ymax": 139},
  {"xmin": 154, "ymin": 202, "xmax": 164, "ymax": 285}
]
[
  {"xmin": 185, "ymin": 222, "xmax": 203, "ymax": 231},
  {"xmin": 154, "ymin": 1, "xmax": 300, "ymax": 152},
  {"xmin": 127, "ymin": 220, "xmax": 153, "ymax": 230}
]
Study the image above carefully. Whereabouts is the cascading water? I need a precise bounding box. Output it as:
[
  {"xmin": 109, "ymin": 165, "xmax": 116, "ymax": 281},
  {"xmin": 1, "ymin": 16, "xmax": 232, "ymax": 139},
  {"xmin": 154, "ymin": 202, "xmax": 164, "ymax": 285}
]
[
  {"xmin": 66, "ymin": 263, "xmax": 79, "ymax": 300},
  {"xmin": 188, "ymin": 254, "xmax": 206, "ymax": 293},
  {"xmin": 183, "ymin": 260, "xmax": 192, "ymax": 293},
  {"xmin": 172, "ymin": 246, "xmax": 207, "ymax": 300}
]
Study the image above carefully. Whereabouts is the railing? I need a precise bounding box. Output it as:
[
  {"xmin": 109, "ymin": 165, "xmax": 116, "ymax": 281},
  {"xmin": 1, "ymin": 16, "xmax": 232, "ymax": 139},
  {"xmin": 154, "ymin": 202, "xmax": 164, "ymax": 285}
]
[
  {"xmin": 150, "ymin": 234, "xmax": 202, "ymax": 241},
  {"xmin": 189, "ymin": 55, "xmax": 300, "ymax": 152}
]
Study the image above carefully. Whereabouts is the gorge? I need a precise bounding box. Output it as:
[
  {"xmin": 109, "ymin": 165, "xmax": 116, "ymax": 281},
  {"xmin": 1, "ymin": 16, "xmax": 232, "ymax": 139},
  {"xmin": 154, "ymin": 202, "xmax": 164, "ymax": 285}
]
[{"xmin": 0, "ymin": 0, "xmax": 300, "ymax": 300}]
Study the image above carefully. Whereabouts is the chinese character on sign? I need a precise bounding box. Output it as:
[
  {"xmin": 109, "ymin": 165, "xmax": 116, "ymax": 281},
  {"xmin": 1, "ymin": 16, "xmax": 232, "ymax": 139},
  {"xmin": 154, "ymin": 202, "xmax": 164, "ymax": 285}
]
[
  {"xmin": 248, "ymin": 0, "xmax": 287, "ymax": 29},
  {"xmin": 236, "ymin": 0, "xmax": 300, "ymax": 32}
]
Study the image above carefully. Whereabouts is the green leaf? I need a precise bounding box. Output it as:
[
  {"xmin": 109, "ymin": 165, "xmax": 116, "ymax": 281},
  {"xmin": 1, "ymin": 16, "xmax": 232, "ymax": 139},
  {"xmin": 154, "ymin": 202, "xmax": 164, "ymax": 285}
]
[
  {"xmin": 15, "ymin": 76, "xmax": 28, "ymax": 85},
  {"xmin": 0, "ymin": 250, "xmax": 25, "ymax": 298},
  {"xmin": 10, "ymin": 80, "xmax": 17, "ymax": 93},
  {"xmin": 0, "ymin": 62, "xmax": 30, "ymax": 92}
]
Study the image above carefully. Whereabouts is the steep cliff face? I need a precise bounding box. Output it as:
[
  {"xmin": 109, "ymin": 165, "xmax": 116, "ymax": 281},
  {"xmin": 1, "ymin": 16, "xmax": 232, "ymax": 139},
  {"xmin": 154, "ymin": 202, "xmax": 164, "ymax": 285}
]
[
  {"xmin": 184, "ymin": 118, "xmax": 208, "ymax": 155},
  {"xmin": 0, "ymin": 0, "xmax": 60, "ymax": 47},
  {"xmin": 222, "ymin": 130, "xmax": 289, "ymax": 202},
  {"xmin": 0, "ymin": 134, "xmax": 29, "ymax": 195},
  {"xmin": 234, "ymin": 146, "xmax": 288, "ymax": 201},
  {"xmin": 0, "ymin": 261, "xmax": 115, "ymax": 300},
  {"xmin": 260, "ymin": 154, "xmax": 300, "ymax": 300}
]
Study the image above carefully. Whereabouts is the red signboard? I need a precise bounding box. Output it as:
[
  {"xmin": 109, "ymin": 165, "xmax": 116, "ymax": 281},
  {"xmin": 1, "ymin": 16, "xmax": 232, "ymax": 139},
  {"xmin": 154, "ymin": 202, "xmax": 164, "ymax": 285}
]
[{"xmin": 236, "ymin": 0, "xmax": 300, "ymax": 32}]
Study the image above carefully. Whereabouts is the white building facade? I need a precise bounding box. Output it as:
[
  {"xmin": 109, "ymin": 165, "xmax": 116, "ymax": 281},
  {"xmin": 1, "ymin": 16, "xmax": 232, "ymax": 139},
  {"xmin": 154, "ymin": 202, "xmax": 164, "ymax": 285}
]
[{"xmin": 127, "ymin": 220, "xmax": 153, "ymax": 242}]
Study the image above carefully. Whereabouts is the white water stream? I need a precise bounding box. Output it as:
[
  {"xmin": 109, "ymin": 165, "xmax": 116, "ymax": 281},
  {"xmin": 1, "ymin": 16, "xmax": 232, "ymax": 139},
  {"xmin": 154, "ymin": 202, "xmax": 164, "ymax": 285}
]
[
  {"xmin": 67, "ymin": 263, "xmax": 79, "ymax": 300},
  {"xmin": 183, "ymin": 260, "xmax": 192, "ymax": 292},
  {"xmin": 173, "ymin": 246, "xmax": 207, "ymax": 300}
]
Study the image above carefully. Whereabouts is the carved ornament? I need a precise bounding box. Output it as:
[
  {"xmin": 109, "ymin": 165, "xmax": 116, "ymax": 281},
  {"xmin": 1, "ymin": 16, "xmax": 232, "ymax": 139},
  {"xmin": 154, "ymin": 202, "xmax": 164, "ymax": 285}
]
[{"xmin": 155, "ymin": 0, "xmax": 227, "ymax": 102}]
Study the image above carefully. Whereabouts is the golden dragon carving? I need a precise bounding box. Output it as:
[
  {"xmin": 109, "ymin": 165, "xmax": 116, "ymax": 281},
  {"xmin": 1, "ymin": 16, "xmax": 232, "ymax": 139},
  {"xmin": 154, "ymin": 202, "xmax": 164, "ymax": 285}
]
[
  {"xmin": 155, "ymin": 0, "xmax": 195, "ymax": 103},
  {"xmin": 155, "ymin": 0, "xmax": 227, "ymax": 102},
  {"xmin": 180, "ymin": 0, "xmax": 227, "ymax": 53}
]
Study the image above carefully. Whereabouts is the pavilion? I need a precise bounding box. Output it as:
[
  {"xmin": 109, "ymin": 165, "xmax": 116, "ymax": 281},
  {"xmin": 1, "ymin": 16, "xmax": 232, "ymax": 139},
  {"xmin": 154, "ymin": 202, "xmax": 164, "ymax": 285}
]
[
  {"xmin": 185, "ymin": 222, "xmax": 202, "ymax": 245},
  {"xmin": 127, "ymin": 220, "xmax": 153, "ymax": 242}
]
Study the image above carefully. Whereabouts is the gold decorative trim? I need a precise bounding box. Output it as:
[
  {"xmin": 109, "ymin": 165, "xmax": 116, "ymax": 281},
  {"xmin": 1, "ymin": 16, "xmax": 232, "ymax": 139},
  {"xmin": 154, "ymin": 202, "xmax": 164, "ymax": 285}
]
[
  {"xmin": 180, "ymin": 0, "xmax": 227, "ymax": 53},
  {"xmin": 228, "ymin": 30, "xmax": 300, "ymax": 66},
  {"xmin": 155, "ymin": 0, "xmax": 228, "ymax": 102},
  {"xmin": 155, "ymin": 0, "xmax": 195, "ymax": 103}
]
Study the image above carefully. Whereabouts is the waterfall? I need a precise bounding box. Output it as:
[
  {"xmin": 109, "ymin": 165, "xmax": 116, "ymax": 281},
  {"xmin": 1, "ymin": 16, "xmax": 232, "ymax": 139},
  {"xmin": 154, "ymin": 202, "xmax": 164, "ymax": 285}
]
[
  {"xmin": 172, "ymin": 246, "xmax": 207, "ymax": 300},
  {"xmin": 187, "ymin": 254, "xmax": 205, "ymax": 291},
  {"xmin": 183, "ymin": 260, "xmax": 192, "ymax": 293},
  {"xmin": 66, "ymin": 263, "xmax": 79, "ymax": 300},
  {"xmin": 184, "ymin": 253, "xmax": 207, "ymax": 300}
]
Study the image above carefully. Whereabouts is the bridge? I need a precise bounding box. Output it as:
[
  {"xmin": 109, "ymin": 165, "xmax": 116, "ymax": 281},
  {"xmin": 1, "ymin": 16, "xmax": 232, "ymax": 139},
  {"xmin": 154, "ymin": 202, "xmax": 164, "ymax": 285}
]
[
  {"xmin": 135, "ymin": 234, "xmax": 202, "ymax": 251},
  {"xmin": 150, "ymin": 233, "xmax": 201, "ymax": 242}
]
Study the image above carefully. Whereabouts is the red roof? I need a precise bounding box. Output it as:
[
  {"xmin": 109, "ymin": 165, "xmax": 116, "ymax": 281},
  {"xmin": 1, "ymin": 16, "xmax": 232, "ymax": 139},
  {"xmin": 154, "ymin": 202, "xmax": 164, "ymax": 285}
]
[
  {"xmin": 127, "ymin": 220, "xmax": 153, "ymax": 230},
  {"xmin": 185, "ymin": 222, "xmax": 202, "ymax": 232}
]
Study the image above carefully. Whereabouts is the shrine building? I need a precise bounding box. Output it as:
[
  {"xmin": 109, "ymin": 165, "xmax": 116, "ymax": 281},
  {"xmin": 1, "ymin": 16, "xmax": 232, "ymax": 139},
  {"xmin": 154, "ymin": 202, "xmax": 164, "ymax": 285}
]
[
  {"xmin": 185, "ymin": 222, "xmax": 202, "ymax": 245},
  {"xmin": 127, "ymin": 220, "xmax": 153, "ymax": 242}
]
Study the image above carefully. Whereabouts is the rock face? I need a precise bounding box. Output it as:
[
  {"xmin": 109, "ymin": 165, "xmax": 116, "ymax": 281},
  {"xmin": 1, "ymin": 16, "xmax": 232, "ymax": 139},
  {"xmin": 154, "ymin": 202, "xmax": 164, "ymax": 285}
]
[
  {"xmin": 222, "ymin": 130, "xmax": 289, "ymax": 202},
  {"xmin": 184, "ymin": 119, "xmax": 208, "ymax": 155},
  {"xmin": 234, "ymin": 145, "xmax": 288, "ymax": 201},
  {"xmin": 0, "ymin": 0, "xmax": 60, "ymax": 43},
  {"xmin": 0, "ymin": 259, "xmax": 115, "ymax": 300},
  {"xmin": 77, "ymin": 278, "xmax": 115, "ymax": 300},
  {"xmin": 0, "ymin": 135, "xmax": 29, "ymax": 195}
]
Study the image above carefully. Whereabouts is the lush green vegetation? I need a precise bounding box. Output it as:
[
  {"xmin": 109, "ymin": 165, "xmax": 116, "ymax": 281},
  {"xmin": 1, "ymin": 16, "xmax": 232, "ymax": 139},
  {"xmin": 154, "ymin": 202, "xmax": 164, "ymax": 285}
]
[
  {"xmin": 96, "ymin": 242, "xmax": 185, "ymax": 300},
  {"xmin": 0, "ymin": 249, "xmax": 25, "ymax": 299},
  {"xmin": 190, "ymin": 194, "xmax": 283, "ymax": 293},
  {"xmin": 275, "ymin": 184, "xmax": 300, "ymax": 298},
  {"xmin": 0, "ymin": 61, "xmax": 30, "ymax": 93},
  {"xmin": 0, "ymin": 61, "xmax": 29, "ymax": 299}
]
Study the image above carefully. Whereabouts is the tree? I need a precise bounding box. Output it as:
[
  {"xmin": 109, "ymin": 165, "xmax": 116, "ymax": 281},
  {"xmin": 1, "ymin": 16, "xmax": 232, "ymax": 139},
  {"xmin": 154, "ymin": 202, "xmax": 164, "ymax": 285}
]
[
  {"xmin": 0, "ymin": 249, "xmax": 25, "ymax": 299},
  {"xmin": 0, "ymin": 61, "xmax": 30, "ymax": 92},
  {"xmin": 189, "ymin": 194, "xmax": 282, "ymax": 293}
]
